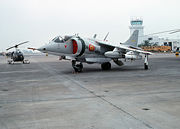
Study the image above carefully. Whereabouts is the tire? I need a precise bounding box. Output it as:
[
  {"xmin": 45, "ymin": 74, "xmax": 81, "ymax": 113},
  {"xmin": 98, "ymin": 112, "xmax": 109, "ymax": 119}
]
[
  {"xmin": 101, "ymin": 62, "xmax": 111, "ymax": 70},
  {"xmin": 76, "ymin": 63, "xmax": 83, "ymax": 69},
  {"xmin": 73, "ymin": 63, "xmax": 83, "ymax": 72},
  {"xmin": 144, "ymin": 63, "xmax": 148, "ymax": 70}
]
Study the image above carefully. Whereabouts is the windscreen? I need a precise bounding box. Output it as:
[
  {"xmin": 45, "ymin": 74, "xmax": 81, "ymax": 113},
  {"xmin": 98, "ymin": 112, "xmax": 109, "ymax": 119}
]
[{"xmin": 52, "ymin": 36, "xmax": 64, "ymax": 43}]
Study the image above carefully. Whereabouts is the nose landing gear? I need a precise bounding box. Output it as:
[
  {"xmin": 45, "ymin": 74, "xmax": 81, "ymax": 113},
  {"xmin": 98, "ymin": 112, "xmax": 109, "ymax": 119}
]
[{"xmin": 72, "ymin": 60, "xmax": 83, "ymax": 72}]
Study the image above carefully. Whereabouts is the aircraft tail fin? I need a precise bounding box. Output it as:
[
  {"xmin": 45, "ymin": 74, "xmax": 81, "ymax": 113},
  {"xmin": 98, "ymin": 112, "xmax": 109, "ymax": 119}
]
[{"xmin": 124, "ymin": 30, "xmax": 139, "ymax": 47}]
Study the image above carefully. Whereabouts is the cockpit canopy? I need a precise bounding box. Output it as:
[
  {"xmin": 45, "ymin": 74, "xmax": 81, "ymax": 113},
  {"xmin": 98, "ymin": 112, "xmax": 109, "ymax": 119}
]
[
  {"xmin": 52, "ymin": 36, "xmax": 64, "ymax": 43},
  {"xmin": 17, "ymin": 50, "xmax": 22, "ymax": 53},
  {"xmin": 52, "ymin": 35, "xmax": 73, "ymax": 43},
  {"xmin": 13, "ymin": 50, "xmax": 23, "ymax": 56}
]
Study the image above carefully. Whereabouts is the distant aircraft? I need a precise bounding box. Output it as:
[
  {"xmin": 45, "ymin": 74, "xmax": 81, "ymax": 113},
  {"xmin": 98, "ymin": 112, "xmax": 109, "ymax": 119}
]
[
  {"xmin": 29, "ymin": 30, "xmax": 152, "ymax": 72},
  {"xmin": 6, "ymin": 41, "xmax": 30, "ymax": 64}
]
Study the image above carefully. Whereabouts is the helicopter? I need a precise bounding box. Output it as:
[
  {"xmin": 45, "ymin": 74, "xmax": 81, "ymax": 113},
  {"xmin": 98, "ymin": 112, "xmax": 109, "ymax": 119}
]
[{"xmin": 6, "ymin": 41, "xmax": 30, "ymax": 64}]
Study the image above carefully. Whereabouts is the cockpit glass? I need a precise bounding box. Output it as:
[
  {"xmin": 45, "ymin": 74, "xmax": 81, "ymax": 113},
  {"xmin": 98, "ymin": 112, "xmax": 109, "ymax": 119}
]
[
  {"xmin": 52, "ymin": 35, "xmax": 73, "ymax": 43},
  {"xmin": 52, "ymin": 36, "xmax": 64, "ymax": 43},
  {"xmin": 64, "ymin": 36, "xmax": 72, "ymax": 41}
]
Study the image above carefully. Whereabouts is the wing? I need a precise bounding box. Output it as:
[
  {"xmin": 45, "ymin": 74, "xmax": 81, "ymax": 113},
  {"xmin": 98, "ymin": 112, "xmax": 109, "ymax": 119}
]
[
  {"xmin": 118, "ymin": 44, "xmax": 152, "ymax": 55},
  {"xmin": 96, "ymin": 41, "xmax": 152, "ymax": 55},
  {"xmin": 95, "ymin": 40, "xmax": 115, "ymax": 50}
]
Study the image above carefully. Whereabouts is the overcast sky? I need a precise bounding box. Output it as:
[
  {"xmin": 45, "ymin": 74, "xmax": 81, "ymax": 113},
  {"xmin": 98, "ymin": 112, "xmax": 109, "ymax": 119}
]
[{"xmin": 0, "ymin": 0, "xmax": 180, "ymax": 51}]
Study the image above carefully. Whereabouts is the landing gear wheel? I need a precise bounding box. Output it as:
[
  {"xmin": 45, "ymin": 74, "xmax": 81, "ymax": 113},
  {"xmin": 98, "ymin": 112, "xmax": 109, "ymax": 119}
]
[
  {"xmin": 23, "ymin": 60, "xmax": 30, "ymax": 64},
  {"xmin": 144, "ymin": 54, "xmax": 149, "ymax": 70},
  {"xmin": 72, "ymin": 61, "xmax": 83, "ymax": 72},
  {"xmin": 7, "ymin": 60, "xmax": 13, "ymax": 64},
  {"xmin": 101, "ymin": 62, "xmax": 111, "ymax": 70},
  {"xmin": 144, "ymin": 63, "xmax": 148, "ymax": 70}
]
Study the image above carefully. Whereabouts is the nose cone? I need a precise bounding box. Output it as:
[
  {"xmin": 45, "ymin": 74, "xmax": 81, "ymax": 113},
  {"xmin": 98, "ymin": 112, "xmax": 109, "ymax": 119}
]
[{"xmin": 37, "ymin": 44, "xmax": 48, "ymax": 52}]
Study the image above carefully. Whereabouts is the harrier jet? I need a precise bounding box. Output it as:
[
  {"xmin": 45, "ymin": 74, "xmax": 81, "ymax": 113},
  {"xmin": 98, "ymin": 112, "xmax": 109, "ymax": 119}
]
[{"xmin": 30, "ymin": 30, "xmax": 152, "ymax": 72}]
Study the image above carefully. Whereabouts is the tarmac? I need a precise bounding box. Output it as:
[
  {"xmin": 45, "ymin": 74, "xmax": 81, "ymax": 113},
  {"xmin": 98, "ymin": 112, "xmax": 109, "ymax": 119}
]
[{"xmin": 0, "ymin": 53, "xmax": 180, "ymax": 129}]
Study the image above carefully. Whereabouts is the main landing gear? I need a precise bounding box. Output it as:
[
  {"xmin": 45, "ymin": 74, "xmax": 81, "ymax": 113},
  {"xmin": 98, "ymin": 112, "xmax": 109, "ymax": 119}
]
[
  {"xmin": 101, "ymin": 62, "xmax": 111, "ymax": 70},
  {"xmin": 7, "ymin": 59, "xmax": 30, "ymax": 64},
  {"xmin": 144, "ymin": 54, "xmax": 149, "ymax": 70},
  {"xmin": 72, "ymin": 60, "xmax": 83, "ymax": 72},
  {"xmin": 23, "ymin": 59, "xmax": 30, "ymax": 64},
  {"xmin": 7, "ymin": 60, "xmax": 14, "ymax": 64}
]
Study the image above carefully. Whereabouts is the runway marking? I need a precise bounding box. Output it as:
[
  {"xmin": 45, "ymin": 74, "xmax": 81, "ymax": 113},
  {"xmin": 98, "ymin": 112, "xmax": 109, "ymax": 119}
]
[
  {"xmin": 15, "ymin": 80, "xmax": 40, "ymax": 83},
  {"xmin": 0, "ymin": 95, "xmax": 104, "ymax": 104},
  {"xmin": 0, "ymin": 70, "xmax": 40, "ymax": 74},
  {"xmin": 35, "ymin": 62, "xmax": 154, "ymax": 129}
]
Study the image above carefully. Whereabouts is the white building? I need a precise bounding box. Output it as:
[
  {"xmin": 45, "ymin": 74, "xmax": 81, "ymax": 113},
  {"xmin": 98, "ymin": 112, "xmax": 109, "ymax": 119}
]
[{"xmin": 129, "ymin": 18, "xmax": 180, "ymax": 51}]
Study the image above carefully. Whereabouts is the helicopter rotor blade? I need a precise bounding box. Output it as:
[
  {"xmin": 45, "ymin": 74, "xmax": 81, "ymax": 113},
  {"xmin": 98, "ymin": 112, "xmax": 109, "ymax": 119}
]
[
  {"xmin": 143, "ymin": 29, "xmax": 180, "ymax": 36},
  {"xmin": 16, "ymin": 41, "xmax": 29, "ymax": 47},
  {"xmin": 6, "ymin": 46, "xmax": 15, "ymax": 51},
  {"xmin": 6, "ymin": 41, "xmax": 29, "ymax": 51},
  {"xmin": 169, "ymin": 29, "xmax": 180, "ymax": 34}
]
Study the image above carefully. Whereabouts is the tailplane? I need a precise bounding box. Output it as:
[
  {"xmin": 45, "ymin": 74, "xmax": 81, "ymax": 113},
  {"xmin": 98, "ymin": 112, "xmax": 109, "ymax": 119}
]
[{"xmin": 124, "ymin": 30, "xmax": 139, "ymax": 47}]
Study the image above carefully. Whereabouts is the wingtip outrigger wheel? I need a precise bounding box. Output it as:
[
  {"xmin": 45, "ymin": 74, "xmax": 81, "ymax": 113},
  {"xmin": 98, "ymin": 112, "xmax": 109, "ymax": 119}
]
[{"xmin": 144, "ymin": 54, "xmax": 149, "ymax": 70}]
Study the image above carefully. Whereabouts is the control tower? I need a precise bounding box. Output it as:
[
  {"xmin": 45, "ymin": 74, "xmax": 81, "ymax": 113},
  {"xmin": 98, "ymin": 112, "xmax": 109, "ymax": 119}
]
[{"xmin": 129, "ymin": 18, "xmax": 144, "ymax": 44}]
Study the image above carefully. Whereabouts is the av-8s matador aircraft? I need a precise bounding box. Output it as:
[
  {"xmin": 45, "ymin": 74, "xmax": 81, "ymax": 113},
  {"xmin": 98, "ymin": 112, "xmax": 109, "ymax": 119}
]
[{"xmin": 30, "ymin": 30, "xmax": 152, "ymax": 72}]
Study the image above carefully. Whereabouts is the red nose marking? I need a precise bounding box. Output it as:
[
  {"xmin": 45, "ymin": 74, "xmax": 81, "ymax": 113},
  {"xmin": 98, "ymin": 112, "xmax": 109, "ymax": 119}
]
[{"xmin": 65, "ymin": 45, "xmax": 67, "ymax": 48}]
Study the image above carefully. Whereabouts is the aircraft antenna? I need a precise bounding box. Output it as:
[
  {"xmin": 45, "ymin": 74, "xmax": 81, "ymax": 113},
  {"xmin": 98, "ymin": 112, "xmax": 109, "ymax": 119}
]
[
  {"xmin": 93, "ymin": 34, "xmax": 97, "ymax": 39},
  {"xmin": 104, "ymin": 32, "xmax": 109, "ymax": 41}
]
